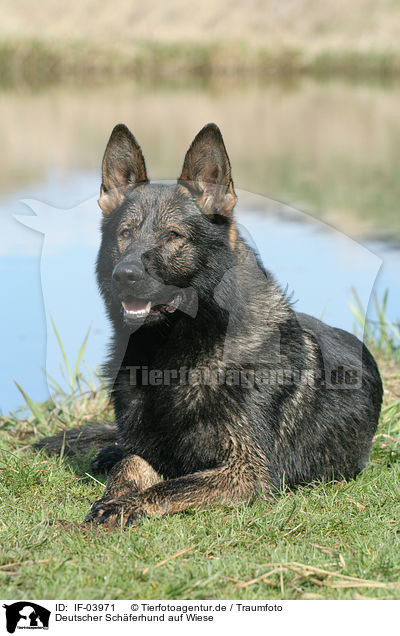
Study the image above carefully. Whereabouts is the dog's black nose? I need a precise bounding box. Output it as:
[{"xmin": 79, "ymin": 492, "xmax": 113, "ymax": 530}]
[{"xmin": 112, "ymin": 261, "xmax": 144, "ymax": 287}]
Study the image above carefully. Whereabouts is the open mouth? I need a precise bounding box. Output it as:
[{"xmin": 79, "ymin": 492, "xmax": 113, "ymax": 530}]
[{"xmin": 122, "ymin": 294, "xmax": 182, "ymax": 319}]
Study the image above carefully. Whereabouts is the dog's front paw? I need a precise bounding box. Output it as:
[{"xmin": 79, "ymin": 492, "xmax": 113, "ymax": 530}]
[{"xmin": 84, "ymin": 496, "xmax": 147, "ymax": 527}]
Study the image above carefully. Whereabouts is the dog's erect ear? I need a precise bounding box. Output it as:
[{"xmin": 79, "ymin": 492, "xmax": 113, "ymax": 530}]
[
  {"xmin": 98, "ymin": 124, "xmax": 148, "ymax": 215},
  {"xmin": 178, "ymin": 123, "xmax": 237, "ymax": 218}
]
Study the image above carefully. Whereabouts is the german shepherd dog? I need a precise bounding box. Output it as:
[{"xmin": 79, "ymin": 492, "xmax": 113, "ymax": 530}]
[{"xmin": 36, "ymin": 123, "xmax": 382, "ymax": 527}]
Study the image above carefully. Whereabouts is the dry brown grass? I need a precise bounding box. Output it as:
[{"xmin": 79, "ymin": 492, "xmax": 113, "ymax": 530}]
[
  {"xmin": 2, "ymin": 0, "xmax": 400, "ymax": 53},
  {"xmin": 2, "ymin": 1, "xmax": 400, "ymax": 88}
]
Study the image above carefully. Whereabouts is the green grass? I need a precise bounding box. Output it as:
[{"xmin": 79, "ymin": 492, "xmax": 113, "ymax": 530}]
[
  {"xmin": 350, "ymin": 288, "xmax": 400, "ymax": 362},
  {"xmin": 1, "ymin": 298, "xmax": 399, "ymax": 600}
]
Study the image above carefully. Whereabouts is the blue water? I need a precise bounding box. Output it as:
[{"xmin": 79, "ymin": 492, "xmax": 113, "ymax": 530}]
[{"xmin": 1, "ymin": 175, "xmax": 399, "ymax": 415}]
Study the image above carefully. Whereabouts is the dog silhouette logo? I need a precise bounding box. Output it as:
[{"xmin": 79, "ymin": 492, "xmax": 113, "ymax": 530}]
[{"xmin": 3, "ymin": 602, "xmax": 50, "ymax": 633}]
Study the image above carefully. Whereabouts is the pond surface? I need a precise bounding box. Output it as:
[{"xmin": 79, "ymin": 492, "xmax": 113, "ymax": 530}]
[{"xmin": 1, "ymin": 79, "xmax": 399, "ymax": 414}]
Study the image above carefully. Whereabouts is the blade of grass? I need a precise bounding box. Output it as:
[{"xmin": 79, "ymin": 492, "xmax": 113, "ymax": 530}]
[
  {"xmin": 387, "ymin": 319, "xmax": 400, "ymax": 346},
  {"xmin": 374, "ymin": 290, "xmax": 389, "ymax": 353},
  {"xmin": 14, "ymin": 381, "xmax": 47, "ymax": 428},
  {"xmin": 72, "ymin": 327, "xmax": 91, "ymax": 386},
  {"xmin": 50, "ymin": 316, "xmax": 73, "ymax": 389},
  {"xmin": 82, "ymin": 361, "xmax": 98, "ymax": 392},
  {"xmin": 41, "ymin": 367, "xmax": 67, "ymax": 397}
]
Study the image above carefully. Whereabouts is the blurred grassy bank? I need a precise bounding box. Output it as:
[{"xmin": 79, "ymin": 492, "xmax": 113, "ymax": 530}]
[
  {"xmin": 3, "ymin": 0, "xmax": 400, "ymax": 87},
  {"xmin": 3, "ymin": 39, "xmax": 400, "ymax": 88}
]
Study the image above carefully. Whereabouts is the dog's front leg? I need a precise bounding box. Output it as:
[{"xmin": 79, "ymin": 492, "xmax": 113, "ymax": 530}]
[
  {"xmin": 86, "ymin": 459, "xmax": 269, "ymax": 527},
  {"xmin": 85, "ymin": 455, "xmax": 163, "ymax": 524}
]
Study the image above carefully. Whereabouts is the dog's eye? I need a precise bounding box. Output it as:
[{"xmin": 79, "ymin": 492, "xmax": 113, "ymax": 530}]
[
  {"xmin": 167, "ymin": 231, "xmax": 181, "ymax": 240},
  {"xmin": 120, "ymin": 228, "xmax": 131, "ymax": 240}
]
